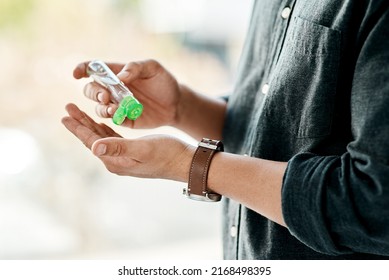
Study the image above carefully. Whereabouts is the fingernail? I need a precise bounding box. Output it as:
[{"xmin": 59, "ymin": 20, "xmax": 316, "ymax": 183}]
[
  {"xmin": 117, "ymin": 71, "xmax": 130, "ymax": 80},
  {"xmin": 95, "ymin": 144, "xmax": 107, "ymax": 156},
  {"xmin": 107, "ymin": 107, "xmax": 114, "ymax": 115},
  {"xmin": 97, "ymin": 93, "xmax": 103, "ymax": 102}
]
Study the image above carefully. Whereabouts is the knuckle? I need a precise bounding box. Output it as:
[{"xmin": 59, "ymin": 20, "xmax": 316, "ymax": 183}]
[
  {"xmin": 84, "ymin": 82, "xmax": 104, "ymax": 101},
  {"xmin": 95, "ymin": 105, "xmax": 109, "ymax": 118},
  {"xmin": 83, "ymin": 83, "xmax": 94, "ymax": 98},
  {"xmin": 147, "ymin": 59, "xmax": 159, "ymax": 67},
  {"xmin": 94, "ymin": 105, "xmax": 103, "ymax": 117},
  {"xmin": 83, "ymin": 134, "xmax": 96, "ymax": 149},
  {"xmin": 111, "ymin": 143, "xmax": 123, "ymax": 157},
  {"xmin": 124, "ymin": 61, "xmax": 140, "ymax": 73},
  {"xmin": 127, "ymin": 61, "xmax": 140, "ymax": 68},
  {"xmin": 146, "ymin": 59, "xmax": 161, "ymax": 71}
]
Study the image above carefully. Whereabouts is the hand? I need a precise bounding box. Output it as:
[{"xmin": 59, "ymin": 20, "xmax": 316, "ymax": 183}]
[
  {"xmin": 62, "ymin": 103, "xmax": 195, "ymax": 181},
  {"xmin": 73, "ymin": 59, "xmax": 182, "ymax": 129}
]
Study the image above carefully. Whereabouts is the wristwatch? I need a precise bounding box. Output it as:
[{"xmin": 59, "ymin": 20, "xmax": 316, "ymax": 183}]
[{"xmin": 183, "ymin": 138, "xmax": 223, "ymax": 202}]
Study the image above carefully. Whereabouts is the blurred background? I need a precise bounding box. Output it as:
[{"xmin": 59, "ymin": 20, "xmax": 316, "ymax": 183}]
[{"xmin": 0, "ymin": 0, "xmax": 252, "ymax": 259}]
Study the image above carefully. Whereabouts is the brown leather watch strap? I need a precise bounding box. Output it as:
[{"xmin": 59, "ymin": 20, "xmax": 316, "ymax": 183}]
[{"xmin": 186, "ymin": 138, "xmax": 223, "ymax": 202}]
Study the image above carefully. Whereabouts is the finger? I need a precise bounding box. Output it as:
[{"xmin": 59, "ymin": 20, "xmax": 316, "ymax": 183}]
[
  {"xmin": 65, "ymin": 103, "xmax": 109, "ymax": 137},
  {"xmin": 98, "ymin": 123, "xmax": 122, "ymax": 138},
  {"xmin": 62, "ymin": 116, "xmax": 101, "ymax": 149},
  {"xmin": 65, "ymin": 103, "xmax": 95, "ymax": 125},
  {"xmin": 65, "ymin": 103, "xmax": 88, "ymax": 120},
  {"xmin": 92, "ymin": 138, "xmax": 140, "ymax": 176},
  {"xmin": 73, "ymin": 61, "xmax": 125, "ymax": 79},
  {"xmin": 73, "ymin": 61, "xmax": 90, "ymax": 79},
  {"xmin": 92, "ymin": 138, "xmax": 140, "ymax": 161},
  {"xmin": 92, "ymin": 137, "xmax": 124, "ymax": 157},
  {"xmin": 83, "ymin": 82, "xmax": 111, "ymax": 104},
  {"xmin": 95, "ymin": 104, "xmax": 118, "ymax": 118},
  {"xmin": 117, "ymin": 59, "xmax": 161, "ymax": 84}
]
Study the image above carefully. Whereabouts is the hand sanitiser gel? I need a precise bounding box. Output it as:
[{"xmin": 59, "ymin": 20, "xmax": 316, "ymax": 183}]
[{"xmin": 87, "ymin": 60, "xmax": 143, "ymax": 125}]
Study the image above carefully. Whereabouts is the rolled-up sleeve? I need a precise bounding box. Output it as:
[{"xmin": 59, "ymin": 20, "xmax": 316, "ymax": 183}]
[{"xmin": 282, "ymin": 8, "xmax": 389, "ymax": 255}]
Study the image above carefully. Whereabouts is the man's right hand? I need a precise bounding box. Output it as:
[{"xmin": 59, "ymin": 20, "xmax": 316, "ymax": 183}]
[{"xmin": 73, "ymin": 59, "xmax": 182, "ymax": 129}]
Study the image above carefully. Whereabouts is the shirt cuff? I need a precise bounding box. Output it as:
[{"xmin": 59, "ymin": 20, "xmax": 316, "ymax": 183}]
[{"xmin": 281, "ymin": 152, "xmax": 348, "ymax": 255}]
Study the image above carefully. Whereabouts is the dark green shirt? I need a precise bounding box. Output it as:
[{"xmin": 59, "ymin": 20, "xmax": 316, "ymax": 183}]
[{"xmin": 223, "ymin": 0, "xmax": 389, "ymax": 259}]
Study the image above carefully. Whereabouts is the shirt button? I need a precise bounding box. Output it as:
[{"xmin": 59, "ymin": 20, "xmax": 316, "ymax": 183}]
[
  {"xmin": 230, "ymin": 226, "xmax": 238, "ymax": 237},
  {"xmin": 261, "ymin": 83, "xmax": 269, "ymax": 95},
  {"xmin": 281, "ymin": 7, "xmax": 291, "ymax": 19}
]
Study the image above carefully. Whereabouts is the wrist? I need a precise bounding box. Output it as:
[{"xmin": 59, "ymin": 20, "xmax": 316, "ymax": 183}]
[
  {"xmin": 183, "ymin": 138, "xmax": 224, "ymax": 202},
  {"xmin": 169, "ymin": 141, "xmax": 196, "ymax": 183},
  {"xmin": 174, "ymin": 84, "xmax": 227, "ymax": 140},
  {"xmin": 174, "ymin": 84, "xmax": 194, "ymax": 129}
]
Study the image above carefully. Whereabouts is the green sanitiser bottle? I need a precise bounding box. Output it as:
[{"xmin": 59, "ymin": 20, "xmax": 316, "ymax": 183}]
[{"xmin": 87, "ymin": 60, "xmax": 143, "ymax": 125}]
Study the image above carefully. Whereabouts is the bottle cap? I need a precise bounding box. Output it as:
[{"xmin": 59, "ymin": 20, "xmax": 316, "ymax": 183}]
[{"xmin": 112, "ymin": 96, "xmax": 143, "ymax": 125}]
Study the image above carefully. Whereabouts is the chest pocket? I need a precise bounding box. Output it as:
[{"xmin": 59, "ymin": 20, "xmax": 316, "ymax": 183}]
[{"xmin": 264, "ymin": 16, "xmax": 341, "ymax": 138}]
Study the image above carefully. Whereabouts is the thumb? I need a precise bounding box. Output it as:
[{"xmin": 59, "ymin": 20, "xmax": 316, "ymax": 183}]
[
  {"xmin": 92, "ymin": 137, "xmax": 128, "ymax": 157},
  {"xmin": 117, "ymin": 60, "xmax": 159, "ymax": 83},
  {"xmin": 116, "ymin": 62, "xmax": 142, "ymax": 84}
]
